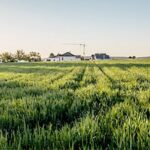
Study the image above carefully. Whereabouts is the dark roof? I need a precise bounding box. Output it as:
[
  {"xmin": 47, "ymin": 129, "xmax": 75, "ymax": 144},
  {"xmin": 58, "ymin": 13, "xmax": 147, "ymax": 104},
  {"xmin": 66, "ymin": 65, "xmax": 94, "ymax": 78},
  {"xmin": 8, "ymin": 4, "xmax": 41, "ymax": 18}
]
[
  {"xmin": 94, "ymin": 53, "xmax": 110, "ymax": 59},
  {"xmin": 61, "ymin": 52, "xmax": 75, "ymax": 56},
  {"xmin": 95, "ymin": 53, "xmax": 106, "ymax": 56},
  {"xmin": 56, "ymin": 53, "xmax": 61, "ymax": 56}
]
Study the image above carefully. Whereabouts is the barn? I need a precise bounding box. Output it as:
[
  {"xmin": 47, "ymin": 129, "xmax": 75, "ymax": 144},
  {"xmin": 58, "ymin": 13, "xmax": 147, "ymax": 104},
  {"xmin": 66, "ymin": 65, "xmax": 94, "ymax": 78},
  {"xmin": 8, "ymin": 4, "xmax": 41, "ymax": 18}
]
[{"xmin": 92, "ymin": 53, "xmax": 110, "ymax": 60}]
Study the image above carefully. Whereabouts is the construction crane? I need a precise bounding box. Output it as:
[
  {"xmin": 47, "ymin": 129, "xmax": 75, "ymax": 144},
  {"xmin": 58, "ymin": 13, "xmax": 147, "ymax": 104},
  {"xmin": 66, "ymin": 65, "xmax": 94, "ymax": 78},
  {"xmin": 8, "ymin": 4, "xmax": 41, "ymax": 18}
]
[{"xmin": 63, "ymin": 43, "xmax": 86, "ymax": 56}]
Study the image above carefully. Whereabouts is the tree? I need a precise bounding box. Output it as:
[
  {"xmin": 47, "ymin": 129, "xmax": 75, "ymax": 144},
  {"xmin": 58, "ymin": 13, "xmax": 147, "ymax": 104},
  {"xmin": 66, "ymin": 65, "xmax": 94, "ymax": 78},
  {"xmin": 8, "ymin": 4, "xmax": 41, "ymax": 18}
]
[
  {"xmin": 133, "ymin": 56, "xmax": 136, "ymax": 59},
  {"xmin": 129, "ymin": 56, "xmax": 136, "ymax": 59},
  {"xmin": 1, "ymin": 52, "xmax": 15, "ymax": 62},
  {"xmin": 15, "ymin": 50, "xmax": 26, "ymax": 61},
  {"xmin": 23, "ymin": 54, "xmax": 30, "ymax": 61},
  {"xmin": 29, "ymin": 52, "xmax": 41, "ymax": 62},
  {"xmin": 49, "ymin": 53, "xmax": 55, "ymax": 58}
]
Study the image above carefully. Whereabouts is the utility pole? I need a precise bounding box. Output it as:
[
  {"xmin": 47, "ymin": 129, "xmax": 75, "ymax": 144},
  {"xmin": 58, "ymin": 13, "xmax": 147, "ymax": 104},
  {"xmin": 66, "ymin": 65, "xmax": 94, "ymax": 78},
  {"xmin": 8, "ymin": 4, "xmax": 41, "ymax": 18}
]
[{"xmin": 63, "ymin": 43, "xmax": 86, "ymax": 56}]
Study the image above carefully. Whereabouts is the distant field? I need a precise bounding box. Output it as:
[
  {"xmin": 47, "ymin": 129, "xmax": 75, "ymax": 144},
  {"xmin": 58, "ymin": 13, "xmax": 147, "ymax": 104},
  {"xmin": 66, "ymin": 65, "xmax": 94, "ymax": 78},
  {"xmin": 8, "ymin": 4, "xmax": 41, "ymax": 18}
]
[{"xmin": 0, "ymin": 60, "xmax": 150, "ymax": 149}]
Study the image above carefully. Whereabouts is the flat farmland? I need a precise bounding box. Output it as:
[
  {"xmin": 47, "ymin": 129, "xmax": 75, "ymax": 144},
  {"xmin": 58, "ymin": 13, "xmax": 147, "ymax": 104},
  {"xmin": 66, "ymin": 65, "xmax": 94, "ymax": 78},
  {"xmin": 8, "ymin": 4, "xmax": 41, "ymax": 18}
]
[{"xmin": 0, "ymin": 60, "xmax": 150, "ymax": 149}]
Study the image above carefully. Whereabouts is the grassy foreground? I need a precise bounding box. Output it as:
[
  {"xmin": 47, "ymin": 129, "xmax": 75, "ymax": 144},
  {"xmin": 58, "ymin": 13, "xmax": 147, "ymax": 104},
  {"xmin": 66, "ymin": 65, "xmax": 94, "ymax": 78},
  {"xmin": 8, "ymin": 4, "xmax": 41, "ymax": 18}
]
[{"xmin": 0, "ymin": 59, "xmax": 150, "ymax": 149}]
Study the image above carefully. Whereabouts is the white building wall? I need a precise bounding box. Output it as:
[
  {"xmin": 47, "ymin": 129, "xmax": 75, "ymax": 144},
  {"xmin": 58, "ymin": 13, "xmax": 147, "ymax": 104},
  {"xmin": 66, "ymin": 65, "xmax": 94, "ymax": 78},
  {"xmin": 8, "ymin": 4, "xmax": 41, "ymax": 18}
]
[
  {"xmin": 75, "ymin": 58, "xmax": 81, "ymax": 61},
  {"xmin": 47, "ymin": 57, "xmax": 60, "ymax": 62},
  {"xmin": 62, "ymin": 56, "xmax": 76, "ymax": 61},
  {"xmin": 83, "ymin": 56, "xmax": 92, "ymax": 60},
  {"xmin": 47, "ymin": 56, "xmax": 81, "ymax": 62}
]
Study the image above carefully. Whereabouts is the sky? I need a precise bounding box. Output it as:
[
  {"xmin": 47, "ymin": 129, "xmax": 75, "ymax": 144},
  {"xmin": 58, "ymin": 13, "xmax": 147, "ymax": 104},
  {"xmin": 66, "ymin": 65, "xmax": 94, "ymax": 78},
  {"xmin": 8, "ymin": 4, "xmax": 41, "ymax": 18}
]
[{"xmin": 0, "ymin": 0, "xmax": 150, "ymax": 57}]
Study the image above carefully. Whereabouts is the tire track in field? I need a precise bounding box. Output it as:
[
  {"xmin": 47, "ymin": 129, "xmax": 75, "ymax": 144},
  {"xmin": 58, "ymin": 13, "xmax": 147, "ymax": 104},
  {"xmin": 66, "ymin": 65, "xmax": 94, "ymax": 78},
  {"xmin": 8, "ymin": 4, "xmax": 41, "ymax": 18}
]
[
  {"xmin": 52, "ymin": 66, "xmax": 86, "ymax": 91},
  {"xmin": 27, "ymin": 67, "xmax": 87, "ymax": 129},
  {"xmin": 90, "ymin": 63, "xmax": 128, "ymax": 115},
  {"xmin": 94, "ymin": 63, "xmax": 116, "ymax": 84},
  {"xmin": 46, "ymin": 64, "xmax": 128, "ymax": 138},
  {"xmin": 0, "ymin": 68, "xmax": 83, "ymax": 133},
  {"xmin": 94, "ymin": 62, "xmax": 125, "ymax": 94},
  {"xmin": 52, "ymin": 65, "xmax": 111, "ymax": 129},
  {"xmin": 93, "ymin": 63, "xmax": 145, "ymax": 118},
  {"xmin": 0, "ymin": 68, "xmax": 85, "ymax": 129},
  {"xmin": 40, "ymin": 64, "xmax": 125, "ymax": 131},
  {"xmin": 0, "ymin": 68, "xmax": 75, "ymax": 101}
]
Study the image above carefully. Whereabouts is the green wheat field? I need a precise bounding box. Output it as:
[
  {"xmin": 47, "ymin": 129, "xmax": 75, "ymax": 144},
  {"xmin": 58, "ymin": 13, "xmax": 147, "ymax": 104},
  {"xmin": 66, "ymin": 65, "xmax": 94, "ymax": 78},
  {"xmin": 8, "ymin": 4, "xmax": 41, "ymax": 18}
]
[{"xmin": 0, "ymin": 60, "xmax": 150, "ymax": 149}]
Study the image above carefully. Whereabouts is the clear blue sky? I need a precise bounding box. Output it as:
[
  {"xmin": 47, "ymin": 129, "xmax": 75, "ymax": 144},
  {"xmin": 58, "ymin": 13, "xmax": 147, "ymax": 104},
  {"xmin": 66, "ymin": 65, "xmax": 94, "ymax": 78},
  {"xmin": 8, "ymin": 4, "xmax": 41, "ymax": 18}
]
[{"xmin": 0, "ymin": 0, "xmax": 150, "ymax": 57}]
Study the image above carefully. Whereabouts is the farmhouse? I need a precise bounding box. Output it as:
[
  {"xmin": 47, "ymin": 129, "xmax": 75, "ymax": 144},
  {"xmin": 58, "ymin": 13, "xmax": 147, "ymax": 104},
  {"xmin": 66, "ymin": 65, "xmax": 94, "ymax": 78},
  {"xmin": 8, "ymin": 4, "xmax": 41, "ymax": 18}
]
[{"xmin": 48, "ymin": 52, "xmax": 81, "ymax": 62}]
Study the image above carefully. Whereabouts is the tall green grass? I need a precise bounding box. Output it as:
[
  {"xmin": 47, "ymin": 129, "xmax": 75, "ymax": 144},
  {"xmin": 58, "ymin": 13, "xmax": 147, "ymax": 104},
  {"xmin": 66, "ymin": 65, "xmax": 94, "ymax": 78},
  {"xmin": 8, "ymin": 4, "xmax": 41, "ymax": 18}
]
[{"xmin": 0, "ymin": 60, "xmax": 149, "ymax": 149}]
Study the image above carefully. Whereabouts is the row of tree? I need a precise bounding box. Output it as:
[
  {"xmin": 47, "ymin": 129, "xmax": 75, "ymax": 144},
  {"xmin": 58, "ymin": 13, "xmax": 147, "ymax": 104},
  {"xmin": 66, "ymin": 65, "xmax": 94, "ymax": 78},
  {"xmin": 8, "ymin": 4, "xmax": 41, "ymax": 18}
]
[{"xmin": 0, "ymin": 50, "xmax": 41, "ymax": 62}]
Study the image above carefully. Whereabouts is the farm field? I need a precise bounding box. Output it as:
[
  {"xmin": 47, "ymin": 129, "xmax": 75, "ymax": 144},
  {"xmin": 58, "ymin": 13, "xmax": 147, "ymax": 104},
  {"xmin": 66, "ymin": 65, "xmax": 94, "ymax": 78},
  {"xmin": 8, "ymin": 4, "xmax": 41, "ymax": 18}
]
[{"xmin": 0, "ymin": 60, "xmax": 150, "ymax": 149}]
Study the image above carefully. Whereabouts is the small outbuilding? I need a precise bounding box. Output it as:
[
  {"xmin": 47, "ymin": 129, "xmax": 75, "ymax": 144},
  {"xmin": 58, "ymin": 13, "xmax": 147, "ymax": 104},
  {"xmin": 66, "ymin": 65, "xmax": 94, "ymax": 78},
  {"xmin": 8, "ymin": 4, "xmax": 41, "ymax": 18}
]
[
  {"xmin": 82, "ymin": 56, "xmax": 92, "ymax": 60},
  {"xmin": 92, "ymin": 53, "xmax": 110, "ymax": 60}
]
